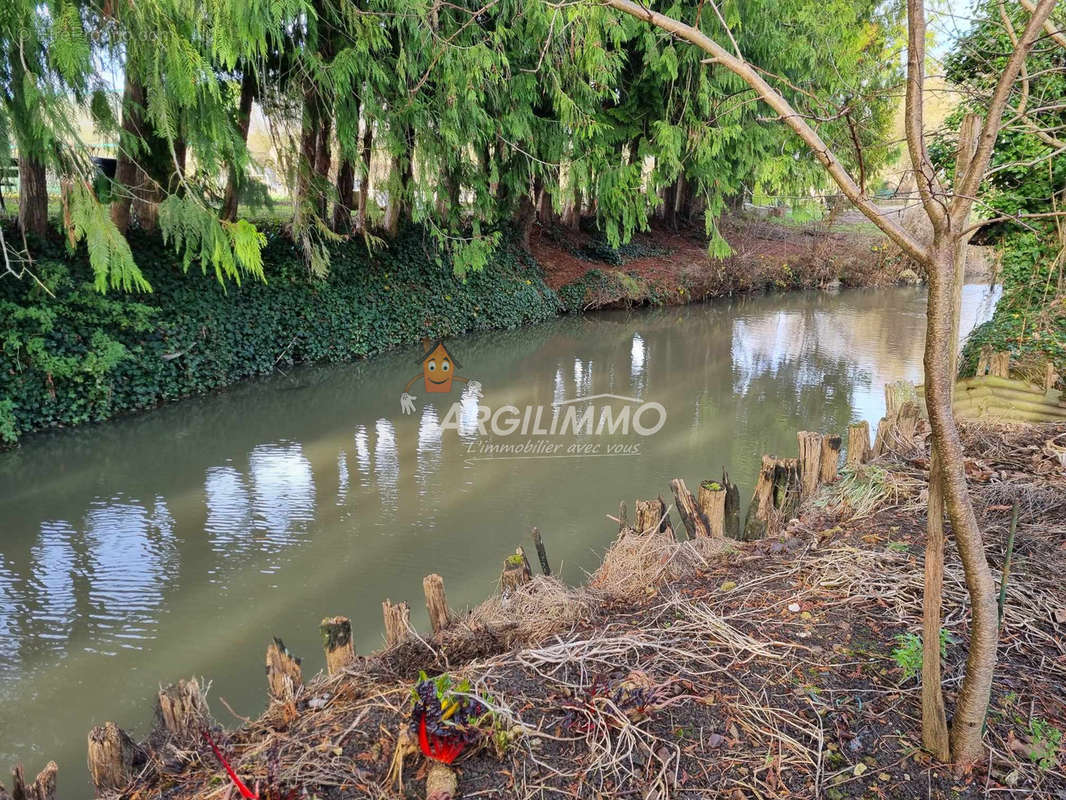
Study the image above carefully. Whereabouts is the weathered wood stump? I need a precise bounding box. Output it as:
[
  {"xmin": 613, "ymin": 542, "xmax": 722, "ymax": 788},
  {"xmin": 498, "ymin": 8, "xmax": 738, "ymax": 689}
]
[
  {"xmin": 989, "ymin": 351, "xmax": 1010, "ymax": 378},
  {"xmin": 3, "ymin": 762, "xmax": 57, "ymax": 800},
  {"xmin": 884, "ymin": 380, "xmax": 919, "ymax": 418},
  {"xmin": 846, "ymin": 421, "xmax": 871, "ymax": 467},
  {"xmin": 633, "ymin": 497, "xmax": 668, "ymax": 534},
  {"xmin": 423, "ymin": 574, "xmax": 451, "ymax": 634},
  {"xmin": 266, "ymin": 637, "xmax": 303, "ymax": 702},
  {"xmin": 426, "ymin": 762, "xmax": 458, "ymax": 800},
  {"xmin": 500, "ymin": 548, "xmax": 533, "ymax": 592},
  {"xmin": 696, "ymin": 480, "xmax": 726, "ymax": 538},
  {"xmin": 819, "ymin": 434, "xmax": 842, "ymax": 483},
  {"xmin": 320, "ymin": 616, "xmax": 356, "ymax": 675},
  {"xmin": 743, "ymin": 455, "xmax": 800, "ymax": 540},
  {"xmin": 670, "ymin": 478, "xmax": 709, "ymax": 539},
  {"xmin": 531, "ymin": 527, "xmax": 552, "ymax": 576},
  {"xmin": 796, "ymin": 431, "xmax": 822, "ymax": 500},
  {"xmin": 721, "ymin": 469, "xmax": 741, "ymax": 539},
  {"xmin": 382, "ymin": 599, "xmax": 411, "ymax": 648},
  {"xmin": 1044, "ymin": 362, "xmax": 1059, "ymax": 393},
  {"xmin": 87, "ymin": 722, "xmax": 140, "ymax": 796},
  {"xmin": 155, "ymin": 678, "xmax": 207, "ymax": 743}
]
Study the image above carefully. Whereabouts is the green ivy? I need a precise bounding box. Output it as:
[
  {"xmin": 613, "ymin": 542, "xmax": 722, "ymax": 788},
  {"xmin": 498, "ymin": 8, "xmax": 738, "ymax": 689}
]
[{"xmin": 0, "ymin": 224, "xmax": 560, "ymax": 446}]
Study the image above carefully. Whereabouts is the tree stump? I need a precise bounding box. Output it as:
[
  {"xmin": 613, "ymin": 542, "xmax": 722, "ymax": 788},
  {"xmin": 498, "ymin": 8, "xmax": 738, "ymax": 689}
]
[
  {"xmin": 1043, "ymin": 361, "xmax": 1058, "ymax": 393},
  {"xmin": 320, "ymin": 616, "xmax": 356, "ymax": 675},
  {"xmin": 531, "ymin": 527, "xmax": 552, "ymax": 576},
  {"xmin": 423, "ymin": 574, "xmax": 451, "ymax": 634},
  {"xmin": 743, "ymin": 456, "xmax": 800, "ymax": 540},
  {"xmin": 382, "ymin": 599, "xmax": 411, "ymax": 648},
  {"xmin": 155, "ymin": 678, "xmax": 207, "ymax": 744},
  {"xmin": 697, "ymin": 480, "xmax": 726, "ymax": 538},
  {"xmin": 633, "ymin": 497, "xmax": 667, "ymax": 534},
  {"xmin": 500, "ymin": 548, "xmax": 533, "ymax": 592},
  {"xmin": 670, "ymin": 478, "xmax": 709, "ymax": 538},
  {"xmin": 5, "ymin": 762, "xmax": 57, "ymax": 800},
  {"xmin": 846, "ymin": 421, "xmax": 871, "ymax": 467},
  {"xmin": 819, "ymin": 434, "xmax": 842, "ymax": 483},
  {"xmin": 989, "ymin": 351, "xmax": 1010, "ymax": 378},
  {"xmin": 87, "ymin": 722, "xmax": 140, "ymax": 796},
  {"xmin": 426, "ymin": 762, "xmax": 458, "ymax": 800},
  {"xmin": 721, "ymin": 469, "xmax": 741, "ymax": 539},
  {"xmin": 797, "ymin": 431, "xmax": 822, "ymax": 500},
  {"xmin": 266, "ymin": 637, "xmax": 303, "ymax": 702},
  {"xmin": 975, "ymin": 345, "xmax": 993, "ymax": 377},
  {"xmin": 884, "ymin": 380, "xmax": 918, "ymax": 417}
]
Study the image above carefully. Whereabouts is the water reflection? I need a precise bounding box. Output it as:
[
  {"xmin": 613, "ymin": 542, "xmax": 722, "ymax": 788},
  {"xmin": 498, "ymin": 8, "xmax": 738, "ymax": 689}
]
[{"xmin": 0, "ymin": 284, "xmax": 999, "ymax": 797}]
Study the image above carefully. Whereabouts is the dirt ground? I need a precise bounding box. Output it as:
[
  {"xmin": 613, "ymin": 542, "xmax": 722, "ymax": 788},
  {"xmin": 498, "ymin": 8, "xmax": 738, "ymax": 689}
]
[
  {"xmin": 531, "ymin": 213, "xmax": 908, "ymax": 310},
  {"xmin": 115, "ymin": 420, "xmax": 1066, "ymax": 800}
]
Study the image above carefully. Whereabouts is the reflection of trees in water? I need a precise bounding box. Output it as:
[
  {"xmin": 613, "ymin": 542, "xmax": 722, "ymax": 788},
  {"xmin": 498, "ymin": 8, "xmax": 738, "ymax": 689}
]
[
  {"xmin": 373, "ymin": 420, "xmax": 399, "ymax": 513},
  {"xmin": 0, "ymin": 496, "xmax": 180, "ymax": 676}
]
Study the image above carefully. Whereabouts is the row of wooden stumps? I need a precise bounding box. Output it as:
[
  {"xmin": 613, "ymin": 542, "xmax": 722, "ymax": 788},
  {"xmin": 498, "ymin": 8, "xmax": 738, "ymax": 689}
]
[
  {"xmin": 82, "ymin": 532, "xmax": 556, "ymax": 800},
  {"xmin": 617, "ymin": 417, "xmax": 889, "ymax": 546}
]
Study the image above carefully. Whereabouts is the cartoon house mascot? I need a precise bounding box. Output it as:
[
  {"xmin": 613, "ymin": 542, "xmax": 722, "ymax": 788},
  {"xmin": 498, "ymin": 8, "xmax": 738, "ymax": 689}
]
[{"xmin": 400, "ymin": 339, "xmax": 481, "ymax": 414}]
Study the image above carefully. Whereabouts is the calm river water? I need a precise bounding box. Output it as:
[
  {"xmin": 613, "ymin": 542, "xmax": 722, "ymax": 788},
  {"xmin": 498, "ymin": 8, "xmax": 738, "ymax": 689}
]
[{"xmin": 0, "ymin": 284, "xmax": 997, "ymax": 796}]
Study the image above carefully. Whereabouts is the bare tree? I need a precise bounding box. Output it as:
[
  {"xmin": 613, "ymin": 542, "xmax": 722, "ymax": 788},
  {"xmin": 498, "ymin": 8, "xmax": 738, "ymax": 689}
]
[{"xmin": 601, "ymin": 0, "xmax": 1060, "ymax": 766}]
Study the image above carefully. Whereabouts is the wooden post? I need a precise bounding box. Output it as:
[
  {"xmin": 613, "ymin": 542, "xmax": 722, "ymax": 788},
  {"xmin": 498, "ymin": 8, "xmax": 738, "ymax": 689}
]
[
  {"xmin": 382, "ymin": 600, "xmax": 411, "ymax": 648},
  {"xmin": 846, "ymin": 421, "xmax": 871, "ymax": 467},
  {"xmin": 697, "ymin": 480, "xmax": 726, "ymax": 538},
  {"xmin": 5, "ymin": 763, "xmax": 57, "ymax": 800},
  {"xmin": 501, "ymin": 550, "xmax": 533, "ymax": 592},
  {"xmin": 721, "ymin": 469, "xmax": 741, "ymax": 539},
  {"xmin": 531, "ymin": 527, "xmax": 552, "ymax": 576},
  {"xmin": 743, "ymin": 455, "xmax": 800, "ymax": 540},
  {"xmin": 616, "ymin": 502, "xmax": 627, "ymax": 533},
  {"xmin": 743, "ymin": 456, "xmax": 776, "ymax": 541},
  {"xmin": 87, "ymin": 723, "xmax": 140, "ymax": 796},
  {"xmin": 819, "ymin": 434, "xmax": 842, "ymax": 483},
  {"xmin": 633, "ymin": 497, "xmax": 667, "ymax": 534},
  {"xmin": 796, "ymin": 431, "xmax": 822, "ymax": 500},
  {"xmin": 670, "ymin": 478, "xmax": 710, "ymax": 538},
  {"xmin": 1043, "ymin": 362, "xmax": 1058, "ymax": 393},
  {"xmin": 6, "ymin": 763, "xmax": 57, "ymax": 800},
  {"xmin": 266, "ymin": 637, "xmax": 303, "ymax": 702},
  {"xmin": 423, "ymin": 574, "xmax": 451, "ymax": 634},
  {"xmin": 155, "ymin": 678, "xmax": 207, "ymax": 743},
  {"xmin": 320, "ymin": 616, "xmax": 356, "ymax": 675},
  {"xmin": 884, "ymin": 380, "xmax": 918, "ymax": 418},
  {"xmin": 989, "ymin": 351, "xmax": 1010, "ymax": 378},
  {"xmin": 975, "ymin": 345, "xmax": 993, "ymax": 377}
]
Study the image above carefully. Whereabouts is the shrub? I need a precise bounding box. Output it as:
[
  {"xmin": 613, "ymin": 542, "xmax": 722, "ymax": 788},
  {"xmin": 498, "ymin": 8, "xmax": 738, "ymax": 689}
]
[{"xmin": 0, "ymin": 225, "xmax": 560, "ymax": 446}]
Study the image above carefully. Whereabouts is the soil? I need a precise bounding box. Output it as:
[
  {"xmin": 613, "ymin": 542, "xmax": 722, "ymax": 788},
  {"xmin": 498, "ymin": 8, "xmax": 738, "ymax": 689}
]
[
  {"xmin": 113, "ymin": 421, "xmax": 1066, "ymax": 800},
  {"xmin": 531, "ymin": 212, "xmax": 907, "ymax": 309}
]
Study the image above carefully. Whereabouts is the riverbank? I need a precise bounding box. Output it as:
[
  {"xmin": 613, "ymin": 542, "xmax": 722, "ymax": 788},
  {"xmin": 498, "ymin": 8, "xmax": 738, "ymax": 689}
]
[
  {"xmin": 0, "ymin": 215, "xmax": 906, "ymax": 447},
  {"xmin": 58, "ymin": 417, "xmax": 1065, "ymax": 800}
]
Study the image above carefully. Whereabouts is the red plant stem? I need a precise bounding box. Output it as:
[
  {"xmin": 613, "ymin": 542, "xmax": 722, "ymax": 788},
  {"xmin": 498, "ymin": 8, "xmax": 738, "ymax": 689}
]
[{"xmin": 203, "ymin": 729, "xmax": 260, "ymax": 800}]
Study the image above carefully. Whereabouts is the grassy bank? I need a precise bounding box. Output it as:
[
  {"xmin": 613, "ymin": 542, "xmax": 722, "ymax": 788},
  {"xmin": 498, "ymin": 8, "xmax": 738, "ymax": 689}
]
[
  {"xmin": 80, "ymin": 418, "xmax": 1066, "ymax": 800},
  {"xmin": 1, "ymin": 216, "xmax": 904, "ymax": 447}
]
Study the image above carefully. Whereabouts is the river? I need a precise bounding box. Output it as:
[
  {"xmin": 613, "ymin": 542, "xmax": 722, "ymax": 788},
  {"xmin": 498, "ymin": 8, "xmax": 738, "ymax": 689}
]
[{"xmin": 0, "ymin": 284, "xmax": 998, "ymax": 796}]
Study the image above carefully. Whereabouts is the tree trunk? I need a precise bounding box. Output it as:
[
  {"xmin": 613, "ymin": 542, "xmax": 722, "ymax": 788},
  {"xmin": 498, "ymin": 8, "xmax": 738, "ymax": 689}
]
[
  {"xmin": 356, "ymin": 120, "xmax": 373, "ymax": 232},
  {"xmin": 87, "ymin": 722, "xmax": 140, "ymax": 796},
  {"xmin": 265, "ymin": 638, "xmax": 303, "ymax": 702},
  {"xmin": 797, "ymin": 431, "xmax": 823, "ymax": 500},
  {"xmin": 221, "ymin": 70, "xmax": 256, "ymax": 222},
  {"xmin": 925, "ymin": 242, "xmax": 999, "ymax": 765},
  {"xmin": 334, "ymin": 158, "xmax": 355, "ymax": 233},
  {"xmin": 924, "ymin": 113, "xmax": 979, "ymax": 764},
  {"xmin": 17, "ymin": 154, "xmax": 48, "ymax": 237},
  {"xmin": 846, "ymin": 421, "xmax": 871, "ymax": 467},
  {"xmin": 155, "ymin": 678, "xmax": 207, "ymax": 745},
  {"xmin": 314, "ymin": 117, "xmax": 332, "ymax": 219},
  {"xmin": 111, "ymin": 77, "xmax": 146, "ymax": 234}
]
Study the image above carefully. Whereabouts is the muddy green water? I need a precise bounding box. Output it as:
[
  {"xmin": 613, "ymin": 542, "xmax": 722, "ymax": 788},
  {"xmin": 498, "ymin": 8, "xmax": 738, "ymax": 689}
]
[{"xmin": 0, "ymin": 285, "xmax": 997, "ymax": 796}]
